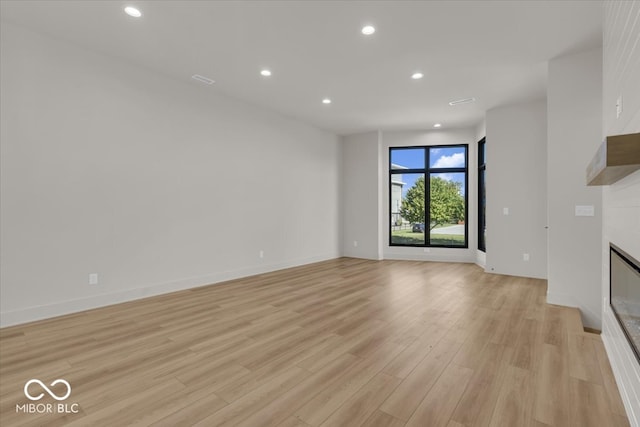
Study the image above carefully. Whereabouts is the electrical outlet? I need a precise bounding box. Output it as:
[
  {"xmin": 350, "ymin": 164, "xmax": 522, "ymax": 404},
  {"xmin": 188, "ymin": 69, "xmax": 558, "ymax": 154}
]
[
  {"xmin": 423, "ymin": 248, "xmax": 430, "ymax": 253},
  {"xmin": 259, "ymin": 250, "xmax": 264, "ymax": 259},
  {"xmin": 523, "ymin": 253, "xmax": 530, "ymax": 261},
  {"xmin": 503, "ymin": 207, "xmax": 509, "ymax": 215},
  {"xmin": 89, "ymin": 273, "xmax": 98, "ymax": 285},
  {"xmin": 353, "ymin": 241, "xmax": 358, "ymax": 247}
]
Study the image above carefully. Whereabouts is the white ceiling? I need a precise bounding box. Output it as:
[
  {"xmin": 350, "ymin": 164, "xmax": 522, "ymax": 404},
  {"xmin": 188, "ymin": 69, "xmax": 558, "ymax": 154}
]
[{"xmin": 0, "ymin": 0, "xmax": 603, "ymax": 135}]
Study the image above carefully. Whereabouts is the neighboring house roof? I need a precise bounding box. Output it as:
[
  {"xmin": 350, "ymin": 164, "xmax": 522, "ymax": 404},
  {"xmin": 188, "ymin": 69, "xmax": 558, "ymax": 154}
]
[{"xmin": 391, "ymin": 164, "xmax": 406, "ymax": 185}]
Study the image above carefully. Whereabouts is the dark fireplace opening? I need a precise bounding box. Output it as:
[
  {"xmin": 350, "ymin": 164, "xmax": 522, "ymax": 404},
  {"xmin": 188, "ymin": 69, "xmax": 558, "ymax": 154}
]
[{"xmin": 610, "ymin": 243, "xmax": 640, "ymax": 363}]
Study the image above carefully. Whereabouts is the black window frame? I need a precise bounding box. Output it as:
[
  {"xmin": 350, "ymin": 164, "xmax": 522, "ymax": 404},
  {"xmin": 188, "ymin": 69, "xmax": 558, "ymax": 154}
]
[
  {"xmin": 478, "ymin": 137, "xmax": 486, "ymax": 252},
  {"xmin": 389, "ymin": 144, "xmax": 469, "ymax": 248}
]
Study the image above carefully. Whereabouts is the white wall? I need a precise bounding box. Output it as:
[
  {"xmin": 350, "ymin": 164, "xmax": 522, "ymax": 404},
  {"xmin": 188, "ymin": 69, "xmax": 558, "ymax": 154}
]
[
  {"xmin": 0, "ymin": 23, "xmax": 341, "ymax": 327},
  {"xmin": 341, "ymin": 131, "xmax": 383, "ymax": 259},
  {"xmin": 601, "ymin": 1, "xmax": 640, "ymax": 424},
  {"xmin": 547, "ymin": 48, "xmax": 603, "ymax": 329},
  {"xmin": 485, "ymin": 101, "xmax": 548, "ymax": 279},
  {"xmin": 382, "ymin": 129, "xmax": 478, "ymax": 263}
]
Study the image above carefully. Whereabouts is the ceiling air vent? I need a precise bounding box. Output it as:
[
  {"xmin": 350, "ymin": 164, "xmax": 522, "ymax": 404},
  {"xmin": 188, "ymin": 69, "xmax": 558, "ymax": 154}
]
[
  {"xmin": 448, "ymin": 97, "xmax": 476, "ymax": 106},
  {"xmin": 191, "ymin": 74, "xmax": 215, "ymax": 85}
]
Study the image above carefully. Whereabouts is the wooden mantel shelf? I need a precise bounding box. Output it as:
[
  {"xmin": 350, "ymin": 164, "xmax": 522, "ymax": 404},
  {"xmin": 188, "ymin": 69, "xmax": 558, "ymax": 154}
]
[{"xmin": 587, "ymin": 132, "xmax": 640, "ymax": 186}]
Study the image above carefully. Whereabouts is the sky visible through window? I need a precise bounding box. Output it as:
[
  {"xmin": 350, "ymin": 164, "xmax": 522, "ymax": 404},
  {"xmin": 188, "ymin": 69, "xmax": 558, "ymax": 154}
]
[{"xmin": 391, "ymin": 147, "xmax": 466, "ymax": 197}]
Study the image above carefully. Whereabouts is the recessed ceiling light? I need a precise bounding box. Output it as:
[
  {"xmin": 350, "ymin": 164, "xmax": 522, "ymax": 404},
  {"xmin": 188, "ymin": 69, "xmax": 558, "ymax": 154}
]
[
  {"xmin": 361, "ymin": 25, "xmax": 375, "ymax": 35},
  {"xmin": 322, "ymin": 98, "xmax": 332, "ymax": 104},
  {"xmin": 260, "ymin": 69, "xmax": 272, "ymax": 77},
  {"xmin": 449, "ymin": 97, "xmax": 476, "ymax": 106},
  {"xmin": 191, "ymin": 74, "xmax": 215, "ymax": 85},
  {"xmin": 433, "ymin": 123, "xmax": 442, "ymax": 128},
  {"xmin": 124, "ymin": 6, "xmax": 142, "ymax": 18},
  {"xmin": 411, "ymin": 72, "xmax": 424, "ymax": 80}
]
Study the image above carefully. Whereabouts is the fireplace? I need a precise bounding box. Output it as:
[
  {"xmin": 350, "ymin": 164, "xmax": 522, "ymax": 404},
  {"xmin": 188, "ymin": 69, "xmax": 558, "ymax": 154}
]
[{"xmin": 610, "ymin": 244, "xmax": 640, "ymax": 363}]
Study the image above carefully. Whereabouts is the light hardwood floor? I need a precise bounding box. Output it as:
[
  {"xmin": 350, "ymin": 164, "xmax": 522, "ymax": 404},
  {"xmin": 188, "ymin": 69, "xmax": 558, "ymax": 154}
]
[{"xmin": 0, "ymin": 258, "xmax": 630, "ymax": 426}]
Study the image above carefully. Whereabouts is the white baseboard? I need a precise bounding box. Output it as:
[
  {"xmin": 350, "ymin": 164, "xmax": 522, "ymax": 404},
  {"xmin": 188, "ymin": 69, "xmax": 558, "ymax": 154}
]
[
  {"xmin": 0, "ymin": 252, "xmax": 339, "ymax": 328},
  {"xmin": 383, "ymin": 252, "xmax": 475, "ymax": 263},
  {"xmin": 342, "ymin": 249, "xmax": 382, "ymax": 261}
]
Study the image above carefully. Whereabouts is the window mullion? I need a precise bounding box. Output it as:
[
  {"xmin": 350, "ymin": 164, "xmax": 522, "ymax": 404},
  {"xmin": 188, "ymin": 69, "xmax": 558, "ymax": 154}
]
[{"xmin": 425, "ymin": 149, "xmax": 430, "ymax": 246}]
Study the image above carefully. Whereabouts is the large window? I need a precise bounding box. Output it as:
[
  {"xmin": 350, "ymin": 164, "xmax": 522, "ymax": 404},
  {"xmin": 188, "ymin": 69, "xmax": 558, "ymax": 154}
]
[
  {"xmin": 390, "ymin": 145, "xmax": 468, "ymax": 247},
  {"xmin": 478, "ymin": 138, "xmax": 486, "ymax": 252}
]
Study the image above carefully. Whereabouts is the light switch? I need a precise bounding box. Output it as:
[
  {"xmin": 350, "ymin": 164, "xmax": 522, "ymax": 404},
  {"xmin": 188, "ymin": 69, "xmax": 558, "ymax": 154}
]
[
  {"xmin": 616, "ymin": 95, "xmax": 623, "ymax": 119},
  {"xmin": 575, "ymin": 205, "xmax": 595, "ymax": 217}
]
